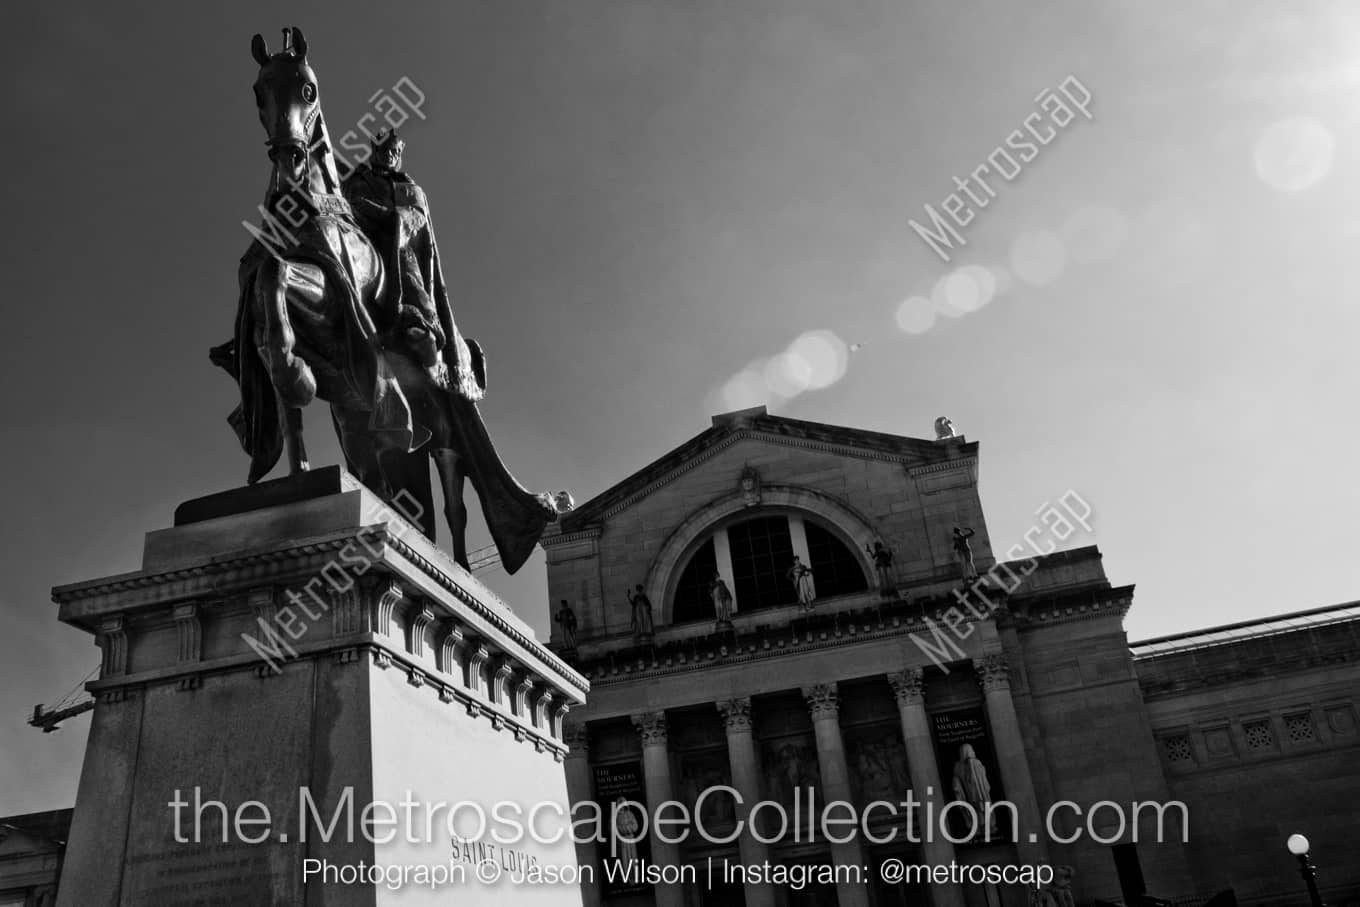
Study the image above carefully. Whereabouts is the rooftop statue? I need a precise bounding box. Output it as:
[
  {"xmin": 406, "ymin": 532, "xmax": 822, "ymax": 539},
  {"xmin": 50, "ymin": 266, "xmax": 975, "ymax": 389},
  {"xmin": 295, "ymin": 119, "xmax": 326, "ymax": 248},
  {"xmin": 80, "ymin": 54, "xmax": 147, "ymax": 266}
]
[{"xmin": 211, "ymin": 27, "xmax": 569, "ymax": 572}]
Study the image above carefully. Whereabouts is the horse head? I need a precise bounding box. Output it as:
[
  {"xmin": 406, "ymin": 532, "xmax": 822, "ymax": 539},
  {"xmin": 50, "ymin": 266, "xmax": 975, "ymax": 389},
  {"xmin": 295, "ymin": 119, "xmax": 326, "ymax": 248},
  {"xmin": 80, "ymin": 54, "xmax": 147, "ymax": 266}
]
[{"xmin": 251, "ymin": 27, "xmax": 336, "ymax": 195}]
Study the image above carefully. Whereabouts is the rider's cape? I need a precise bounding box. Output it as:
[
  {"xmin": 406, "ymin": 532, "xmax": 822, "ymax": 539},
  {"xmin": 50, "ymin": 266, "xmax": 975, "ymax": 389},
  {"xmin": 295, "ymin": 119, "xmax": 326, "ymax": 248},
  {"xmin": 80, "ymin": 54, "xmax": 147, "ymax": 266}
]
[{"xmin": 213, "ymin": 198, "xmax": 551, "ymax": 575}]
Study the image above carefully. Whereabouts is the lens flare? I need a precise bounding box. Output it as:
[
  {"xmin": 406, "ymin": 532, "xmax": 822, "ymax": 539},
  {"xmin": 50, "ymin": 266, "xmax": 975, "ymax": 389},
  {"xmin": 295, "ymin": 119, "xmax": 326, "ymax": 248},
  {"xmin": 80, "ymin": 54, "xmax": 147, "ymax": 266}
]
[
  {"xmin": 788, "ymin": 330, "xmax": 849, "ymax": 390},
  {"xmin": 764, "ymin": 351, "xmax": 812, "ymax": 398},
  {"xmin": 1060, "ymin": 205, "xmax": 1129, "ymax": 264},
  {"xmin": 895, "ymin": 295, "xmax": 936, "ymax": 335},
  {"xmin": 1010, "ymin": 231, "xmax": 1067, "ymax": 287},
  {"xmin": 717, "ymin": 365, "xmax": 767, "ymax": 411},
  {"xmin": 1254, "ymin": 116, "xmax": 1334, "ymax": 192},
  {"xmin": 939, "ymin": 265, "xmax": 996, "ymax": 315}
]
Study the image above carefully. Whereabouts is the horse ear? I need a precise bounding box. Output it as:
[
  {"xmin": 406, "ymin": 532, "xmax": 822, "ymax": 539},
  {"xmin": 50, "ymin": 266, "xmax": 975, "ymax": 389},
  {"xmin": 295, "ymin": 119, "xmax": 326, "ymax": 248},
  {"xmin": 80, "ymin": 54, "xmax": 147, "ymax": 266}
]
[
  {"xmin": 251, "ymin": 33, "xmax": 269, "ymax": 66},
  {"xmin": 291, "ymin": 27, "xmax": 308, "ymax": 59}
]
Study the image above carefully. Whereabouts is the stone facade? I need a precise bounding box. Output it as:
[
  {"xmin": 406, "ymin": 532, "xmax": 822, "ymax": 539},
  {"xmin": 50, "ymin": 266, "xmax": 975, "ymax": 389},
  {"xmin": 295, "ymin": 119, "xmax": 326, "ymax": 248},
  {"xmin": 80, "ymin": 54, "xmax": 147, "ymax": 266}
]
[
  {"xmin": 0, "ymin": 809, "xmax": 67, "ymax": 906},
  {"xmin": 24, "ymin": 412, "xmax": 1360, "ymax": 905},
  {"xmin": 1133, "ymin": 611, "xmax": 1360, "ymax": 905},
  {"xmin": 542, "ymin": 407, "xmax": 1360, "ymax": 907}
]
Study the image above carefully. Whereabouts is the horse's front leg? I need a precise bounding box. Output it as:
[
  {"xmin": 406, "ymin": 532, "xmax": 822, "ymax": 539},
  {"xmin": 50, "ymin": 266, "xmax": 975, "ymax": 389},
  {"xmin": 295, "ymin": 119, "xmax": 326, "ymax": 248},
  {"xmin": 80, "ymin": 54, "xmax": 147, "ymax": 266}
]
[
  {"xmin": 253, "ymin": 257, "xmax": 319, "ymax": 407},
  {"xmin": 283, "ymin": 406, "xmax": 309, "ymax": 473},
  {"xmin": 253, "ymin": 257, "xmax": 327, "ymax": 474}
]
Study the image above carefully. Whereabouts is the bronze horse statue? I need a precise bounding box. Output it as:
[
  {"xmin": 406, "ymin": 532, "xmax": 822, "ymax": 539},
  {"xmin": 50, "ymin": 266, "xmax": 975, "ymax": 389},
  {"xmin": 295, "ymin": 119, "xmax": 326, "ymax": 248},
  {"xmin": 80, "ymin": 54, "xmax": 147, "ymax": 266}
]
[{"xmin": 213, "ymin": 27, "xmax": 566, "ymax": 572}]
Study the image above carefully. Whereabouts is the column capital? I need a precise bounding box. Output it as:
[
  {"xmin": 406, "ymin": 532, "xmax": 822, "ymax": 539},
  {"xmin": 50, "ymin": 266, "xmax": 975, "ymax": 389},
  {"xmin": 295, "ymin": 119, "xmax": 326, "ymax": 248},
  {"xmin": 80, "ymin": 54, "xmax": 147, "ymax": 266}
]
[
  {"xmin": 802, "ymin": 683, "xmax": 839, "ymax": 719},
  {"xmin": 717, "ymin": 697, "xmax": 753, "ymax": 732},
  {"xmin": 888, "ymin": 668, "xmax": 926, "ymax": 706},
  {"xmin": 563, "ymin": 721, "xmax": 589, "ymax": 758},
  {"xmin": 975, "ymin": 653, "xmax": 1011, "ymax": 692},
  {"xmin": 632, "ymin": 710, "xmax": 669, "ymax": 746}
]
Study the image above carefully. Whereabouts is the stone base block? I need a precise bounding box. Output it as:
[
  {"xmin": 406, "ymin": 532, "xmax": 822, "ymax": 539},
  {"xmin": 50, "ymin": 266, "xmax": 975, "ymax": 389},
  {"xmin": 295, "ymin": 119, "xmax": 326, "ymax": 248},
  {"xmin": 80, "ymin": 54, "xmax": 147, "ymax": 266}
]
[{"xmin": 52, "ymin": 470, "xmax": 588, "ymax": 906}]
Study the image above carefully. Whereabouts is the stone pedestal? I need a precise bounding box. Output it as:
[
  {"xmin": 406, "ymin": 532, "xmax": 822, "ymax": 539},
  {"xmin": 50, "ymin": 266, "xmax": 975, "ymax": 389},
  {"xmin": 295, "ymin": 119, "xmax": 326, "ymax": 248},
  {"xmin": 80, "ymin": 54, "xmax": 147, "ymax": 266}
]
[{"xmin": 53, "ymin": 468, "xmax": 588, "ymax": 907}]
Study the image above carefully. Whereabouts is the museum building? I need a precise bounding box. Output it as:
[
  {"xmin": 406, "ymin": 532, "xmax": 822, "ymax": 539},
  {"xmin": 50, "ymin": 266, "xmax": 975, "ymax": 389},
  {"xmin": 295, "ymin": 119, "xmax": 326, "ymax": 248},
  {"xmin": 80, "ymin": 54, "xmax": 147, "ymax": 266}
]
[
  {"xmin": 539, "ymin": 406, "xmax": 1360, "ymax": 907},
  {"xmin": 3, "ymin": 407, "xmax": 1357, "ymax": 907}
]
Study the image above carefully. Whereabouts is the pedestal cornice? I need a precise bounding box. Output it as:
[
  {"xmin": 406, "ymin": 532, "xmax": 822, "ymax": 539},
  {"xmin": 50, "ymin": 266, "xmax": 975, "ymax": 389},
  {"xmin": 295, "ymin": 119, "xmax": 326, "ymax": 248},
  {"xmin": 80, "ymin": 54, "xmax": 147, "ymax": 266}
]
[
  {"xmin": 52, "ymin": 484, "xmax": 588, "ymax": 701},
  {"xmin": 51, "ymin": 474, "xmax": 589, "ymax": 760}
]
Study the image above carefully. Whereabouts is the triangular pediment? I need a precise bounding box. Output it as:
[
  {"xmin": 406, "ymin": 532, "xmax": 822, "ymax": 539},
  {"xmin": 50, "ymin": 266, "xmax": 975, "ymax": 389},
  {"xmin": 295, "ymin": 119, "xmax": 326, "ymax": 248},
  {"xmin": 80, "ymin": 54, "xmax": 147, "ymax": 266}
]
[{"xmin": 560, "ymin": 407, "xmax": 976, "ymax": 530}]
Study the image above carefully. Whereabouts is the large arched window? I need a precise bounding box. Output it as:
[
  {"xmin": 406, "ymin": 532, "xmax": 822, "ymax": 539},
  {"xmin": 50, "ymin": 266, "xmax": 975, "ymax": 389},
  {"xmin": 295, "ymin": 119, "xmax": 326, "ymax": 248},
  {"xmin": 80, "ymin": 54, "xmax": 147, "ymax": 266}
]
[
  {"xmin": 804, "ymin": 521, "xmax": 869, "ymax": 598},
  {"xmin": 673, "ymin": 538, "xmax": 718, "ymax": 623},
  {"xmin": 728, "ymin": 516, "xmax": 797, "ymax": 610},
  {"xmin": 669, "ymin": 512, "xmax": 868, "ymax": 622}
]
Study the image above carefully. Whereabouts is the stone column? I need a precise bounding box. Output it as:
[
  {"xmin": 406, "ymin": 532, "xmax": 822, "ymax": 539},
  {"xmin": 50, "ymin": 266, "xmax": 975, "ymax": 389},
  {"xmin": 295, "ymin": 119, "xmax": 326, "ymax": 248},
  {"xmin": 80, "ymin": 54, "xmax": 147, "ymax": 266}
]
[
  {"xmin": 633, "ymin": 711, "xmax": 686, "ymax": 907},
  {"xmin": 888, "ymin": 670, "xmax": 964, "ymax": 907},
  {"xmin": 802, "ymin": 684, "xmax": 869, "ymax": 907},
  {"xmin": 716, "ymin": 698, "xmax": 776, "ymax": 907},
  {"xmin": 563, "ymin": 723, "xmax": 603, "ymax": 907},
  {"xmin": 975, "ymin": 654, "xmax": 1048, "ymax": 864}
]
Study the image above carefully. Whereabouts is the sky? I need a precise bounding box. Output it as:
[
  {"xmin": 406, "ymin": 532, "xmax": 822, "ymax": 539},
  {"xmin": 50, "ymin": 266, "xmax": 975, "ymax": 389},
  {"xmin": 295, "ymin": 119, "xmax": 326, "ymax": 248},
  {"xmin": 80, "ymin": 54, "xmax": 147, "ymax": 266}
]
[{"xmin": 3, "ymin": 0, "xmax": 1360, "ymax": 815}]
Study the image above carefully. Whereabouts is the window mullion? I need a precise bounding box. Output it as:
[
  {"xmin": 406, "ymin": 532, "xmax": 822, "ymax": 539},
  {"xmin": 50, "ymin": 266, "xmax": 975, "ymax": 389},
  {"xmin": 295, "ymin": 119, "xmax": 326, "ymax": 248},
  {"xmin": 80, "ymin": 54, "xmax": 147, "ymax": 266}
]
[
  {"xmin": 787, "ymin": 514, "xmax": 817, "ymax": 600},
  {"xmin": 713, "ymin": 529, "xmax": 737, "ymax": 615}
]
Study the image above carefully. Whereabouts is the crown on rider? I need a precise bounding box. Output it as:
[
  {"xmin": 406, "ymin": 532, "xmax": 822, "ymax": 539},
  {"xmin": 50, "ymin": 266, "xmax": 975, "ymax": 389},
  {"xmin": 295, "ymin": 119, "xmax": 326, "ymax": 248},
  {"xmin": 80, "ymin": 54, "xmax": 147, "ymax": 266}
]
[{"xmin": 373, "ymin": 129, "xmax": 405, "ymax": 156}]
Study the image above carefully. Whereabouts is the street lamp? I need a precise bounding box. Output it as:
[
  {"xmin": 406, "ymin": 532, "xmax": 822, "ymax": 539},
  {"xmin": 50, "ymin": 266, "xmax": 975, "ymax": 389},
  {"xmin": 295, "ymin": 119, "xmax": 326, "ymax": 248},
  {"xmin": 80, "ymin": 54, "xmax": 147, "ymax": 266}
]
[{"xmin": 1286, "ymin": 833, "xmax": 1324, "ymax": 907}]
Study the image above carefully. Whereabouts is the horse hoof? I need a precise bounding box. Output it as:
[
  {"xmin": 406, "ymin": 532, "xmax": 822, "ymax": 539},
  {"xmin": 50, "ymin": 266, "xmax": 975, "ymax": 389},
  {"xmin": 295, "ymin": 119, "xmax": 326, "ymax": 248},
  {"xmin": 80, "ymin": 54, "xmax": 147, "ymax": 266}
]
[{"xmin": 535, "ymin": 490, "xmax": 573, "ymax": 521}]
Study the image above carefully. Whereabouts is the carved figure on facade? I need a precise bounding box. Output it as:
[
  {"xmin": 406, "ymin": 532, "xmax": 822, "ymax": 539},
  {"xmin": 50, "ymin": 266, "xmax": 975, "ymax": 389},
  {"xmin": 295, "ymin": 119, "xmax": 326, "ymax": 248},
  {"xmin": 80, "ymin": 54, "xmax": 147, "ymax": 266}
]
[
  {"xmin": 951, "ymin": 742, "xmax": 998, "ymax": 838},
  {"xmin": 554, "ymin": 599, "xmax": 578, "ymax": 651},
  {"xmin": 763, "ymin": 740, "xmax": 821, "ymax": 807},
  {"xmin": 680, "ymin": 755, "xmax": 735, "ymax": 828},
  {"xmin": 867, "ymin": 540, "xmax": 896, "ymax": 596},
  {"xmin": 1031, "ymin": 866, "xmax": 1076, "ymax": 907},
  {"xmin": 851, "ymin": 735, "xmax": 911, "ymax": 802},
  {"xmin": 738, "ymin": 465, "xmax": 762, "ymax": 507},
  {"xmin": 611, "ymin": 796, "xmax": 640, "ymax": 865},
  {"xmin": 787, "ymin": 556, "xmax": 815, "ymax": 611},
  {"xmin": 710, "ymin": 573, "xmax": 734, "ymax": 628},
  {"xmin": 952, "ymin": 526, "xmax": 978, "ymax": 581},
  {"xmin": 627, "ymin": 585, "xmax": 655, "ymax": 641}
]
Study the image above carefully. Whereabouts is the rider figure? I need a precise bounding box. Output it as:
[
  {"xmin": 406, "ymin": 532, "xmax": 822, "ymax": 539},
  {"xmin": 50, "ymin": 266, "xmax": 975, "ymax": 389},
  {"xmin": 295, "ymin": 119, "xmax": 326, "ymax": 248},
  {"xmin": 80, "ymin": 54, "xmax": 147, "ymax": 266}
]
[{"xmin": 342, "ymin": 130, "xmax": 453, "ymax": 380}]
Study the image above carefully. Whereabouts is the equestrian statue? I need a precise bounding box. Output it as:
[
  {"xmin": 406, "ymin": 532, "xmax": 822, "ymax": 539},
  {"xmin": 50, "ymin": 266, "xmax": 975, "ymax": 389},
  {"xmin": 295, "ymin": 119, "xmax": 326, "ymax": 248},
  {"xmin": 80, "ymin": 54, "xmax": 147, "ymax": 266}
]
[{"xmin": 211, "ymin": 27, "xmax": 569, "ymax": 573}]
